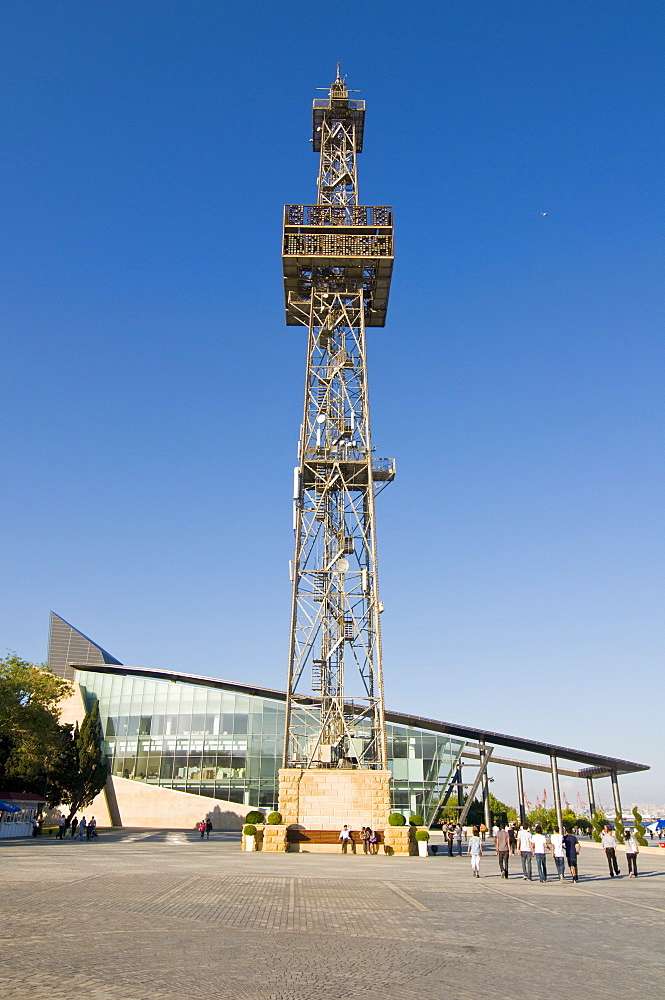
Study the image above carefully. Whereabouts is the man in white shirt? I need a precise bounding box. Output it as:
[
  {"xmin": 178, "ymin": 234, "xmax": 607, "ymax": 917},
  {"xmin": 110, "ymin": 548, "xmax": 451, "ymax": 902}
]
[
  {"xmin": 601, "ymin": 825, "xmax": 620, "ymax": 877},
  {"xmin": 339, "ymin": 825, "xmax": 353, "ymax": 854},
  {"xmin": 517, "ymin": 824, "xmax": 533, "ymax": 880},
  {"xmin": 550, "ymin": 826, "xmax": 566, "ymax": 881},
  {"xmin": 531, "ymin": 825, "xmax": 549, "ymax": 882}
]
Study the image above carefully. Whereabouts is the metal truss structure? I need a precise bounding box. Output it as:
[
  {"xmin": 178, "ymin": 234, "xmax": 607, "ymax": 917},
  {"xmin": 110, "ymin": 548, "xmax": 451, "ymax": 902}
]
[{"xmin": 282, "ymin": 68, "xmax": 395, "ymax": 770}]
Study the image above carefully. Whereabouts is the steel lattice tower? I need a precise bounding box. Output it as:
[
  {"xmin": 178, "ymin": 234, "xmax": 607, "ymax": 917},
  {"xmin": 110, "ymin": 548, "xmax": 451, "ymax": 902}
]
[{"xmin": 281, "ymin": 68, "xmax": 394, "ymax": 772}]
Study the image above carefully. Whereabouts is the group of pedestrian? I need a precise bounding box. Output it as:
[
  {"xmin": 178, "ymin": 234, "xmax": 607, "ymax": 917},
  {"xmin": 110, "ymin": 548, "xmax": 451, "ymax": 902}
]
[
  {"xmin": 198, "ymin": 818, "xmax": 213, "ymax": 839},
  {"xmin": 513, "ymin": 823, "xmax": 580, "ymax": 881},
  {"xmin": 360, "ymin": 826, "xmax": 379, "ymax": 854},
  {"xmin": 337, "ymin": 825, "xmax": 379, "ymax": 853},
  {"xmin": 475, "ymin": 821, "xmax": 641, "ymax": 882},
  {"xmin": 466, "ymin": 822, "xmax": 581, "ymax": 881},
  {"xmin": 602, "ymin": 824, "xmax": 641, "ymax": 878},
  {"xmin": 56, "ymin": 814, "xmax": 97, "ymax": 840},
  {"xmin": 443, "ymin": 822, "xmax": 464, "ymax": 856}
]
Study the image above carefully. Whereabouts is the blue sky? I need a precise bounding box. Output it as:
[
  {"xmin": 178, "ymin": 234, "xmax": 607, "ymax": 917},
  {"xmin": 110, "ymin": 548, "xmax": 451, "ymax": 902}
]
[{"xmin": 2, "ymin": 1, "xmax": 663, "ymax": 809}]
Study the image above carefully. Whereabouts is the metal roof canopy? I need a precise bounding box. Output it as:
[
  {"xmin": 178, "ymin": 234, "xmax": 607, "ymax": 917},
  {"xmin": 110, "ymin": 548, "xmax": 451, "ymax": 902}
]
[{"xmin": 69, "ymin": 661, "xmax": 648, "ymax": 778}]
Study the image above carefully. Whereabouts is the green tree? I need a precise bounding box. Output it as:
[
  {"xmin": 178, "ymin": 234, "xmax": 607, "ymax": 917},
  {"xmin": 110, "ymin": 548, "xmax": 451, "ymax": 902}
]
[
  {"xmin": 0, "ymin": 653, "xmax": 71, "ymax": 792},
  {"xmin": 488, "ymin": 793, "xmax": 517, "ymax": 826},
  {"xmin": 561, "ymin": 808, "xmax": 578, "ymax": 831},
  {"xmin": 591, "ymin": 810, "xmax": 606, "ymax": 843},
  {"xmin": 47, "ymin": 702, "xmax": 107, "ymax": 819},
  {"xmin": 632, "ymin": 806, "xmax": 648, "ymax": 847},
  {"xmin": 526, "ymin": 805, "xmax": 557, "ymax": 830},
  {"xmin": 464, "ymin": 798, "xmax": 485, "ymax": 827}
]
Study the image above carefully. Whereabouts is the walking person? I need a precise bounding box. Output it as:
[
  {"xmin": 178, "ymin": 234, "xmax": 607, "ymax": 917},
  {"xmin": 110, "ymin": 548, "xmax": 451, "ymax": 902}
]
[
  {"xmin": 77, "ymin": 817, "xmax": 86, "ymax": 841},
  {"xmin": 455, "ymin": 824, "xmax": 463, "ymax": 857},
  {"xmin": 517, "ymin": 823, "xmax": 533, "ymax": 880},
  {"xmin": 205, "ymin": 819, "xmax": 212, "ymax": 840},
  {"xmin": 89, "ymin": 816, "xmax": 97, "ymax": 839},
  {"xmin": 57, "ymin": 815, "xmax": 66, "ymax": 840},
  {"xmin": 446, "ymin": 823, "xmax": 455, "ymax": 857},
  {"xmin": 623, "ymin": 829, "xmax": 640, "ymax": 877},
  {"xmin": 467, "ymin": 826, "xmax": 483, "ymax": 877},
  {"xmin": 339, "ymin": 825, "xmax": 352, "ymax": 854},
  {"xmin": 70, "ymin": 816, "xmax": 78, "ymax": 839},
  {"xmin": 508, "ymin": 824, "xmax": 517, "ymax": 856},
  {"xmin": 199, "ymin": 820, "xmax": 206, "ymax": 840},
  {"xmin": 550, "ymin": 826, "xmax": 566, "ymax": 882},
  {"xmin": 532, "ymin": 825, "xmax": 549, "ymax": 882},
  {"xmin": 563, "ymin": 826, "xmax": 580, "ymax": 882},
  {"xmin": 495, "ymin": 823, "xmax": 510, "ymax": 879},
  {"xmin": 601, "ymin": 825, "xmax": 621, "ymax": 877}
]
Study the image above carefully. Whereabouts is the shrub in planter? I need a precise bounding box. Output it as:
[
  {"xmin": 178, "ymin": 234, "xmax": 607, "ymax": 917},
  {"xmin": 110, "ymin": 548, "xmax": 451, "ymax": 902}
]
[
  {"xmin": 409, "ymin": 814, "xmax": 424, "ymax": 826},
  {"xmin": 243, "ymin": 824, "xmax": 257, "ymax": 836},
  {"xmin": 267, "ymin": 812, "xmax": 283, "ymax": 825},
  {"xmin": 415, "ymin": 829, "xmax": 430, "ymax": 842},
  {"xmin": 245, "ymin": 811, "xmax": 265, "ymax": 825},
  {"xmin": 388, "ymin": 812, "xmax": 406, "ymax": 826}
]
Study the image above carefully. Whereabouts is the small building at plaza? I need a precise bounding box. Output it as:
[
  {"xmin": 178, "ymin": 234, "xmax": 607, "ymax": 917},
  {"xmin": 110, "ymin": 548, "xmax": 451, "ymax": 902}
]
[{"xmin": 0, "ymin": 793, "xmax": 45, "ymax": 839}]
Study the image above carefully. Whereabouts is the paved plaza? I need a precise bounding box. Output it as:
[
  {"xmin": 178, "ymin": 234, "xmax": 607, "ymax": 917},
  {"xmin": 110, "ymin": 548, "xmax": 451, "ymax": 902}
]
[{"xmin": 3, "ymin": 830, "xmax": 665, "ymax": 1000}]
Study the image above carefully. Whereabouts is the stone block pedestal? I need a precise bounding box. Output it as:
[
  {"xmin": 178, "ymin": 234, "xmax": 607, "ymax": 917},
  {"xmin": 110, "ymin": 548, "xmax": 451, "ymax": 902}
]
[
  {"xmin": 383, "ymin": 825, "xmax": 416, "ymax": 856},
  {"xmin": 277, "ymin": 767, "xmax": 392, "ymax": 852},
  {"xmin": 262, "ymin": 825, "xmax": 289, "ymax": 852}
]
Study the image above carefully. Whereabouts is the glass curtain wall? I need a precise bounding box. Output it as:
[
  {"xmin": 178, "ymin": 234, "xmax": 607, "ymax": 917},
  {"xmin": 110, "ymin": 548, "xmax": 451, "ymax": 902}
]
[{"xmin": 77, "ymin": 670, "xmax": 463, "ymax": 823}]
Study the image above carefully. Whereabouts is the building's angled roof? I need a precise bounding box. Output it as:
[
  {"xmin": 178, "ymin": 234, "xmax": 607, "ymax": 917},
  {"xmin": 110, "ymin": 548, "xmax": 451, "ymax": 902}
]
[
  {"xmin": 48, "ymin": 612, "xmax": 122, "ymax": 681},
  {"xmin": 68, "ymin": 658, "xmax": 649, "ymax": 777}
]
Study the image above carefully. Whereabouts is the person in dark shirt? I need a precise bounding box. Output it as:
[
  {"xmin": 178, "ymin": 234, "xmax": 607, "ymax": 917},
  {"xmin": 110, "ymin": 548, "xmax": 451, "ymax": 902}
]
[
  {"xmin": 495, "ymin": 824, "xmax": 511, "ymax": 879},
  {"xmin": 563, "ymin": 828, "xmax": 580, "ymax": 882}
]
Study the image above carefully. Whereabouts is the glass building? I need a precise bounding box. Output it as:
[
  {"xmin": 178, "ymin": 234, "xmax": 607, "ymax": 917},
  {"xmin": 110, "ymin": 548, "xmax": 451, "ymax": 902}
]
[
  {"xmin": 76, "ymin": 666, "xmax": 464, "ymax": 825},
  {"xmin": 51, "ymin": 613, "xmax": 648, "ymax": 831}
]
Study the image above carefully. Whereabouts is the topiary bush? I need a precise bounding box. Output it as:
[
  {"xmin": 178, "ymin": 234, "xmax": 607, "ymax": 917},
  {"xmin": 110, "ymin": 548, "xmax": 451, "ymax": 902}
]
[
  {"xmin": 614, "ymin": 811, "xmax": 625, "ymax": 843},
  {"xmin": 409, "ymin": 814, "xmax": 424, "ymax": 826},
  {"xmin": 388, "ymin": 812, "xmax": 406, "ymax": 826},
  {"xmin": 415, "ymin": 829, "xmax": 430, "ymax": 841},
  {"xmin": 243, "ymin": 824, "xmax": 257, "ymax": 836},
  {"xmin": 632, "ymin": 806, "xmax": 648, "ymax": 847},
  {"xmin": 267, "ymin": 811, "xmax": 283, "ymax": 825},
  {"xmin": 245, "ymin": 811, "xmax": 265, "ymax": 825}
]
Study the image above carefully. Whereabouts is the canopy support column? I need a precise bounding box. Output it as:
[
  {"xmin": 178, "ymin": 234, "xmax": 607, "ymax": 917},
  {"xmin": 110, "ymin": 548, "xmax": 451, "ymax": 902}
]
[
  {"xmin": 550, "ymin": 755, "xmax": 563, "ymax": 832},
  {"xmin": 611, "ymin": 771, "xmax": 622, "ymax": 820},
  {"xmin": 586, "ymin": 777, "xmax": 596, "ymax": 820},
  {"xmin": 516, "ymin": 766, "xmax": 527, "ymax": 825},
  {"xmin": 479, "ymin": 739, "xmax": 491, "ymax": 831}
]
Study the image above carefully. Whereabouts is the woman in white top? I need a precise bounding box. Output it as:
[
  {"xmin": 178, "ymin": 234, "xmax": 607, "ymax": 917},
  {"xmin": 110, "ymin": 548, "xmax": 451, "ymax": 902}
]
[
  {"xmin": 467, "ymin": 826, "xmax": 483, "ymax": 877},
  {"xmin": 623, "ymin": 829, "xmax": 640, "ymax": 877}
]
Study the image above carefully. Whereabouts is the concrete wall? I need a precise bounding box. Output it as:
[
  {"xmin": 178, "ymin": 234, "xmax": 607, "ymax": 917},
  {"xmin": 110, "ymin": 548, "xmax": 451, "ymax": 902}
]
[{"xmin": 104, "ymin": 776, "xmax": 246, "ymax": 830}]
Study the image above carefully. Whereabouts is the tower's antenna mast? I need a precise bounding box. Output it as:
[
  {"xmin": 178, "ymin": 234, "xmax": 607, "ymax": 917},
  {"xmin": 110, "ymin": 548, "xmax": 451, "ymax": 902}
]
[{"xmin": 281, "ymin": 70, "xmax": 395, "ymax": 771}]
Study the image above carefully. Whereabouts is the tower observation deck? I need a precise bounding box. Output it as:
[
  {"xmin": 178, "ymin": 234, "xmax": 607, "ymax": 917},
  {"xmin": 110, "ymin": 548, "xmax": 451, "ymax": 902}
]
[{"xmin": 282, "ymin": 68, "xmax": 394, "ymax": 772}]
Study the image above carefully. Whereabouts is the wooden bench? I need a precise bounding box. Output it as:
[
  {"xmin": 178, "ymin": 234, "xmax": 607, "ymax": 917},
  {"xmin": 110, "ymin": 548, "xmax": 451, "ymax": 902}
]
[{"xmin": 286, "ymin": 829, "xmax": 384, "ymax": 847}]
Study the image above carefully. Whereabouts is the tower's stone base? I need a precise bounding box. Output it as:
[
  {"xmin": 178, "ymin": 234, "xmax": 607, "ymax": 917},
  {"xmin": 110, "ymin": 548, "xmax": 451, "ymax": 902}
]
[{"xmin": 278, "ymin": 767, "xmax": 391, "ymax": 831}]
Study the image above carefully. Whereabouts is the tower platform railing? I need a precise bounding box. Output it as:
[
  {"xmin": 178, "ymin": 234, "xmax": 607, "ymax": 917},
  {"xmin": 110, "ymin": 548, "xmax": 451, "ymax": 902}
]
[{"xmin": 284, "ymin": 205, "xmax": 392, "ymax": 227}]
